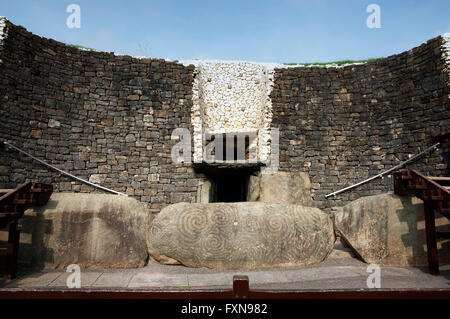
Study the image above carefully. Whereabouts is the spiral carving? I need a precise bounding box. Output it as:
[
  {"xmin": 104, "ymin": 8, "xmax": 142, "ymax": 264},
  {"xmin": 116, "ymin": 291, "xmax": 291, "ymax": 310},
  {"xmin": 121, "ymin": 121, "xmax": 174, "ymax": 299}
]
[
  {"xmin": 147, "ymin": 202, "xmax": 334, "ymax": 270},
  {"xmin": 210, "ymin": 204, "xmax": 236, "ymax": 228},
  {"xmin": 243, "ymin": 214, "xmax": 259, "ymax": 232},
  {"xmin": 150, "ymin": 221, "xmax": 163, "ymax": 236},
  {"xmin": 260, "ymin": 205, "xmax": 294, "ymax": 242},
  {"xmin": 150, "ymin": 214, "xmax": 171, "ymax": 236},
  {"xmin": 199, "ymin": 230, "xmax": 231, "ymax": 263},
  {"xmin": 176, "ymin": 206, "xmax": 208, "ymax": 246}
]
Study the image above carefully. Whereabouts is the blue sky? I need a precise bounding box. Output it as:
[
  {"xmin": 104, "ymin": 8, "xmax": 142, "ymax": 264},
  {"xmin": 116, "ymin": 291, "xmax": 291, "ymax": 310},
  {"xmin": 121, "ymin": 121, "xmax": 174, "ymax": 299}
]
[{"xmin": 1, "ymin": 0, "xmax": 449, "ymax": 63}]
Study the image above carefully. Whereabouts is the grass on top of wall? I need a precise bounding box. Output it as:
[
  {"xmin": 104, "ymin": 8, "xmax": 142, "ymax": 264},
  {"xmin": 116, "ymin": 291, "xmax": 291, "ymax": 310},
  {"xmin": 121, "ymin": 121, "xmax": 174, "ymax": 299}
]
[
  {"xmin": 284, "ymin": 58, "xmax": 380, "ymax": 66},
  {"xmin": 66, "ymin": 43, "xmax": 95, "ymax": 51},
  {"xmin": 63, "ymin": 43, "xmax": 380, "ymax": 65}
]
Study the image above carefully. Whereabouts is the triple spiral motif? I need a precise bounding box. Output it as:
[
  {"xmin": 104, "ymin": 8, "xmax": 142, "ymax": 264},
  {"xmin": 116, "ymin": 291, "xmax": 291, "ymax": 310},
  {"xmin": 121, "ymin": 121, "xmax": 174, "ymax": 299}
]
[{"xmin": 148, "ymin": 202, "xmax": 334, "ymax": 270}]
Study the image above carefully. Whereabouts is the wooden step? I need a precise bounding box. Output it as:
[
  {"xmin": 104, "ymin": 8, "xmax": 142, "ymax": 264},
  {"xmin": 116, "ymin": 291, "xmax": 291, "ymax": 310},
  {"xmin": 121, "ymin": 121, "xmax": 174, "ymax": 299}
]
[
  {"xmin": 0, "ymin": 212, "xmax": 22, "ymax": 218},
  {"xmin": 428, "ymin": 177, "xmax": 450, "ymax": 181},
  {"xmin": 0, "ymin": 181, "xmax": 53, "ymax": 280},
  {"xmin": 439, "ymin": 209, "xmax": 450, "ymax": 220},
  {"xmin": 394, "ymin": 169, "xmax": 450, "ymax": 276},
  {"xmin": 30, "ymin": 188, "xmax": 52, "ymax": 193},
  {"xmin": 436, "ymin": 232, "xmax": 450, "ymax": 239},
  {"xmin": 12, "ymin": 198, "xmax": 35, "ymax": 205},
  {"xmin": 0, "ymin": 205, "xmax": 21, "ymax": 213},
  {"xmin": 0, "ymin": 248, "xmax": 7, "ymax": 256},
  {"xmin": 428, "ymin": 177, "xmax": 450, "ymax": 187},
  {"xmin": 422, "ymin": 194, "xmax": 444, "ymax": 201}
]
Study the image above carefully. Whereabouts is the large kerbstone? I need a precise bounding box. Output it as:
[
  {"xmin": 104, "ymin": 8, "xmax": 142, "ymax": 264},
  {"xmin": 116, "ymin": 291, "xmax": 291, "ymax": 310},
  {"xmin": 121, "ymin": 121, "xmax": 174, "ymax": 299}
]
[
  {"xmin": 17, "ymin": 193, "xmax": 153, "ymax": 269},
  {"xmin": 147, "ymin": 202, "xmax": 335, "ymax": 270},
  {"xmin": 247, "ymin": 171, "xmax": 313, "ymax": 206},
  {"xmin": 334, "ymin": 193, "xmax": 450, "ymax": 266}
]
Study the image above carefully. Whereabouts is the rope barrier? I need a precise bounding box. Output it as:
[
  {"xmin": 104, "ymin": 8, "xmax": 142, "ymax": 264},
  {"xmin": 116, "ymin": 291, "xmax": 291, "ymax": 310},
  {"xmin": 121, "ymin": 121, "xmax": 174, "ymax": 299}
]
[
  {"xmin": 3, "ymin": 141, "xmax": 128, "ymax": 196},
  {"xmin": 2, "ymin": 139, "xmax": 441, "ymax": 199},
  {"xmin": 325, "ymin": 142, "xmax": 441, "ymax": 198}
]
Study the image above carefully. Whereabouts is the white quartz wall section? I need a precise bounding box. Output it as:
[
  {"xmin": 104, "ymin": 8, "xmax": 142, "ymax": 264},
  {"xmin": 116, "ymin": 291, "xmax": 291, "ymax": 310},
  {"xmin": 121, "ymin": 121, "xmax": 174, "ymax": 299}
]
[
  {"xmin": 191, "ymin": 61, "xmax": 274, "ymax": 163},
  {"xmin": 443, "ymin": 33, "xmax": 450, "ymax": 64},
  {"xmin": 0, "ymin": 17, "xmax": 7, "ymax": 65},
  {"xmin": 0, "ymin": 17, "xmax": 8, "ymax": 43}
]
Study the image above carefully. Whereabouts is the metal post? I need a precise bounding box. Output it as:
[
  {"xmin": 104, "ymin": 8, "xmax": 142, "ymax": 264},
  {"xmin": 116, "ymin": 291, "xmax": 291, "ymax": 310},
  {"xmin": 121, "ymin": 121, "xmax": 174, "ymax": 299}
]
[{"xmin": 233, "ymin": 275, "xmax": 249, "ymax": 299}]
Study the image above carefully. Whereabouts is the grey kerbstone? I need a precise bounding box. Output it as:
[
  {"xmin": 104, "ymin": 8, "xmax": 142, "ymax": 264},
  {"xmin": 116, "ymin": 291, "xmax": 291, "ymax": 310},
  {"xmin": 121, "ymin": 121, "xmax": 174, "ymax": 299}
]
[
  {"xmin": 247, "ymin": 171, "xmax": 313, "ymax": 206},
  {"xmin": 19, "ymin": 193, "xmax": 153, "ymax": 269},
  {"xmin": 147, "ymin": 202, "xmax": 335, "ymax": 270},
  {"xmin": 334, "ymin": 193, "xmax": 450, "ymax": 266}
]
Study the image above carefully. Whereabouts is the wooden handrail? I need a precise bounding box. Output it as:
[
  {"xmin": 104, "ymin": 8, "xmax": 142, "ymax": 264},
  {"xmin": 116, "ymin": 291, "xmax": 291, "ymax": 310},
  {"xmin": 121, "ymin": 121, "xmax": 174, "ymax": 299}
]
[
  {"xmin": 393, "ymin": 169, "xmax": 450, "ymax": 276},
  {"xmin": 0, "ymin": 181, "xmax": 53, "ymax": 279},
  {"xmin": 0, "ymin": 182, "xmax": 32, "ymax": 202},
  {"xmin": 0, "ymin": 189, "xmax": 14, "ymax": 193}
]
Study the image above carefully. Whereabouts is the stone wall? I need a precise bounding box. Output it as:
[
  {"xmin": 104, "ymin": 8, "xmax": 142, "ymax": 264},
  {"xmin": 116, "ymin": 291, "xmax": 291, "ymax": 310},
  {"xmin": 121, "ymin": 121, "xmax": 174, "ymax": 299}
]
[
  {"xmin": 0, "ymin": 17, "xmax": 205, "ymax": 213},
  {"xmin": 1, "ymin": 17, "xmax": 449, "ymax": 212},
  {"xmin": 191, "ymin": 61, "xmax": 274, "ymax": 162},
  {"xmin": 271, "ymin": 34, "xmax": 450, "ymax": 209}
]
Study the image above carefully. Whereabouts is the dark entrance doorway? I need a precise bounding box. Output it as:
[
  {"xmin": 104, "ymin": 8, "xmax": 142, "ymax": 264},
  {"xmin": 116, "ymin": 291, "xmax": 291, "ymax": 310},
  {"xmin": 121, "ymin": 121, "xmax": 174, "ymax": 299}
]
[
  {"xmin": 193, "ymin": 162, "xmax": 262, "ymax": 203},
  {"xmin": 215, "ymin": 174, "xmax": 248, "ymax": 202}
]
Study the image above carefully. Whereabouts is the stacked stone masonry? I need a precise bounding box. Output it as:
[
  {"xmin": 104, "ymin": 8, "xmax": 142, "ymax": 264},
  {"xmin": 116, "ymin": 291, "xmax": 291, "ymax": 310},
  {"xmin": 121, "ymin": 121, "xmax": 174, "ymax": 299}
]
[
  {"xmin": 271, "ymin": 34, "xmax": 450, "ymax": 209},
  {"xmin": 0, "ymin": 18, "xmax": 202, "ymax": 213},
  {"xmin": 191, "ymin": 61, "xmax": 274, "ymax": 162},
  {"xmin": 0, "ymin": 17, "xmax": 449, "ymax": 212}
]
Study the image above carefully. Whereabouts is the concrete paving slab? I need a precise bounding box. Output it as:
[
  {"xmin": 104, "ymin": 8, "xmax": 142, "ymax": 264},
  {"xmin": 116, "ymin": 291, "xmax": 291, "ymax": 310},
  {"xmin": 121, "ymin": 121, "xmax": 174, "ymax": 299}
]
[
  {"xmin": 2, "ymin": 243, "xmax": 449, "ymax": 290},
  {"xmin": 183, "ymin": 266, "xmax": 365, "ymax": 288},
  {"xmin": 252, "ymin": 274, "xmax": 450, "ymax": 290},
  {"xmin": 347, "ymin": 264, "xmax": 435, "ymax": 278},
  {"xmin": 242, "ymin": 266, "xmax": 363, "ymax": 285},
  {"xmin": 48, "ymin": 271, "xmax": 103, "ymax": 288},
  {"xmin": 313, "ymin": 256, "xmax": 364, "ymax": 267},
  {"xmin": 91, "ymin": 271, "xmax": 136, "ymax": 288},
  {"xmin": 188, "ymin": 273, "xmax": 234, "ymax": 287},
  {"xmin": 4, "ymin": 271, "xmax": 63, "ymax": 288},
  {"xmin": 128, "ymin": 273, "xmax": 188, "ymax": 288}
]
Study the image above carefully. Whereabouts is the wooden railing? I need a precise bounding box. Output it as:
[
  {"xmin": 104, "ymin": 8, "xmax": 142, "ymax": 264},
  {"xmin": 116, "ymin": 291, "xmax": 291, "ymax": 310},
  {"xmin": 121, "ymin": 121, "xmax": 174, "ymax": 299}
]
[
  {"xmin": 394, "ymin": 170, "xmax": 450, "ymax": 275},
  {"xmin": 0, "ymin": 182, "xmax": 53, "ymax": 279}
]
